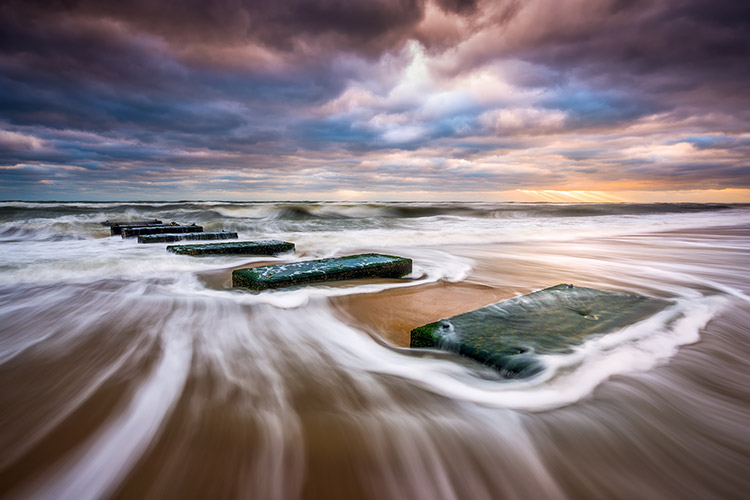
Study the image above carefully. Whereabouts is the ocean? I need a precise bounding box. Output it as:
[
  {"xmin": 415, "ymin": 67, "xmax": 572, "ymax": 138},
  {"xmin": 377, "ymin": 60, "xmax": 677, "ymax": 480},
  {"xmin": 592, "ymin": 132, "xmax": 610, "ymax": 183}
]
[{"xmin": 0, "ymin": 201, "xmax": 748, "ymax": 499}]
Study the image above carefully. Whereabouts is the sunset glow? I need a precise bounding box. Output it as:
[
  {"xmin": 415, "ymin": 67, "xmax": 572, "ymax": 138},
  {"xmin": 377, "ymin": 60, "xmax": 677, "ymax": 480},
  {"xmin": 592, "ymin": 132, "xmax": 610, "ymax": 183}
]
[{"xmin": 517, "ymin": 191, "xmax": 631, "ymax": 203}]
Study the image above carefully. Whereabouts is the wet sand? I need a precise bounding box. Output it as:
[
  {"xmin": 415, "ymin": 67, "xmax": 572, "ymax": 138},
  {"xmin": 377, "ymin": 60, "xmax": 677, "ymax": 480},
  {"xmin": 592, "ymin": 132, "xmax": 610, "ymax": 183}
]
[{"xmin": 333, "ymin": 281, "xmax": 516, "ymax": 347}]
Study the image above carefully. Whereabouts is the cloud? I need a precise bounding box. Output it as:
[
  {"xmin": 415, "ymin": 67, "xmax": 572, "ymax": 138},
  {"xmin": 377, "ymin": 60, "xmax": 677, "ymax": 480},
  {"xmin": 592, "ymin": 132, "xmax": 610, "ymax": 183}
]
[
  {"xmin": 0, "ymin": 0, "xmax": 748, "ymax": 200},
  {"xmin": 3, "ymin": 0, "xmax": 433, "ymax": 58},
  {"xmin": 0, "ymin": 130, "xmax": 45, "ymax": 153},
  {"xmin": 479, "ymin": 107, "xmax": 566, "ymax": 135}
]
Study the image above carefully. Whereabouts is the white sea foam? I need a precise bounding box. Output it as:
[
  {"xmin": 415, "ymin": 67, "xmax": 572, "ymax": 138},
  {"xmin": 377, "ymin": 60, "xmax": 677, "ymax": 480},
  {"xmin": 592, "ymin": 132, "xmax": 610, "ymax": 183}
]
[
  {"xmin": 1, "ymin": 201, "xmax": 748, "ymax": 412},
  {"xmin": 231, "ymin": 291, "xmax": 727, "ymax": 412}
]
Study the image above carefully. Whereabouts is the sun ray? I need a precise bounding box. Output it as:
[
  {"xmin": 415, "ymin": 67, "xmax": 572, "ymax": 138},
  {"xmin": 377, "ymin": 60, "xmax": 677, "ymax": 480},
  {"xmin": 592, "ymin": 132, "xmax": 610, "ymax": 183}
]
[{"xmin": 516, "ymin": 190, "xmax": 632, "ymax": 203}]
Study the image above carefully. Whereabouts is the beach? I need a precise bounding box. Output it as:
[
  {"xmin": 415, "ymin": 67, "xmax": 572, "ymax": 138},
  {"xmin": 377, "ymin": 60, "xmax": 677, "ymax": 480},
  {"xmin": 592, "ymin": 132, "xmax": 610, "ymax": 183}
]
[{"xmin": 0, "ymin": 201, "xmax": 749, "ymax": 499}]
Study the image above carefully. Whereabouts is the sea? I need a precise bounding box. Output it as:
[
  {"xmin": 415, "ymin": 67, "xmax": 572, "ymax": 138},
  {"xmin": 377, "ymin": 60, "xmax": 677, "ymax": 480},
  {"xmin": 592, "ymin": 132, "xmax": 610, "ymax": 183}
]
[{"xmin": 0, "ymin": 201, "xmax": 748, "ymax": 499}]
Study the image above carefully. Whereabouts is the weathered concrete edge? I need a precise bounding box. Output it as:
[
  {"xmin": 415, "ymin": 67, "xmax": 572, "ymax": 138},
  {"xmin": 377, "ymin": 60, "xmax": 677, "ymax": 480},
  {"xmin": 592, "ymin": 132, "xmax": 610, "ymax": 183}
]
[
  {"xmin": 409, "ymin": 284, "xmax": 573, "ymax": 349},
  {"xmin": 138, "ymin": 231, "xmax": 239, "ymax": 244},
  {"xmin": 122, "ymin": 225, "xmax": 203, "ymax": 238},
  {"xmin": 166, "ymin": 241, "xmax": 295, "ymax": 256},
  {"xmin": 109, "ymin": 222, "xmax": 167, "ymax": 235},
  {"xmin": 102, "ymin": 219, "xmax": 162, "ymax": 227},
  {"xmin": 116, "ymin": 224, "xmax": 174, "ymax": 237},
  {"xmin": 410, "ymin": 321, "xmax": 442, "ymax": 348}
]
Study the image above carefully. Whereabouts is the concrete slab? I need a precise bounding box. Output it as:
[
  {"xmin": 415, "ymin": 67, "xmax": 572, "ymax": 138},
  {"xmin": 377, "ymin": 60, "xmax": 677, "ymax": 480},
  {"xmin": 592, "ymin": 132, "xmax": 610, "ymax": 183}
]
[
  {"xmin": 410, "ymin": 284, "xmax": 669, "ymax": 378},
  {"xmin": 121, "ymin": 225, "xmax": 202, "ymax": 238},
  {"xmin": 102, "ymin": 219, "xmax": 161, "ymax": 227},
  {"xmin": 167, "ymin": 240, "xmax": 295, "ymax": 256},
  {"xmin": 233, "ymin": 253, "xmax": 412, "ymax": 291},
  {"xmin": 105, "ymin": 221, "xmax": 164, "ymax": 235},
  {"xmin": 138, "ymin": 231, "xmax": 238, "ymax": 244}
]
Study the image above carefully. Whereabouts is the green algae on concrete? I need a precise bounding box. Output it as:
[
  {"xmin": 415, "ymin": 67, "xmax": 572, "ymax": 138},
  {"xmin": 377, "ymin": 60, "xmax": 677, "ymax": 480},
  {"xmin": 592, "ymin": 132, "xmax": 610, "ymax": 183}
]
[
  {"xmin": 105, "ymin": 221, "xmax": 164, "ymax": 235},
  {"xmin": 138, "ymin": 231, "xmax": 238, "ymax": 244},
  {"xmin": 102, "ymin": 219, "xmax": 161, "ymax": 227},
  {"xmin": 167, "ymin": 240, "xmax": 295, "ymax": 256},
  {"xmin": 411, "ymin": 284, "xmax": 669, "ymax": 378},
  {"xmin": 233, "ymin": 253, "xmax": 412, "ymax": 291},
  {"xmin": 111, "ymin": 223, "xmax": 169, "ymax": 236},
  {"xmin": 121, "ymin": 224, "xmax": 202, "ymax": 238}
]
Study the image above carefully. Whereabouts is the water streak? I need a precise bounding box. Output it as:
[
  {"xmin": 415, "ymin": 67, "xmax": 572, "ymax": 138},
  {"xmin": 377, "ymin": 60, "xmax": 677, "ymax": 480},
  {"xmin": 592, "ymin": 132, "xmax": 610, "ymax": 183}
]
[{"xmin": 0, "ymin": 201, "xmax": 748, "ymax": 499}]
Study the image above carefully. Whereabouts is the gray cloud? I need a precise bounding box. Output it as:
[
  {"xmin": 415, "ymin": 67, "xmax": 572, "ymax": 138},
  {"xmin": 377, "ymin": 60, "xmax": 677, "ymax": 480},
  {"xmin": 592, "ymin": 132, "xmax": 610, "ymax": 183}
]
[{"xmin": 0, "ymin": 0, "xmax": 748, "ymax": 200}]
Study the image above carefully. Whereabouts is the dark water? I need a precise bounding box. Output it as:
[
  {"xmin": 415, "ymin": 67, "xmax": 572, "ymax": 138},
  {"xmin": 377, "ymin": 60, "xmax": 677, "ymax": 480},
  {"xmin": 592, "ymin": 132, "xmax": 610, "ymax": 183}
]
[{"xmin": 0, "ymin": 201, "xmax": 748, "ymax": 499}]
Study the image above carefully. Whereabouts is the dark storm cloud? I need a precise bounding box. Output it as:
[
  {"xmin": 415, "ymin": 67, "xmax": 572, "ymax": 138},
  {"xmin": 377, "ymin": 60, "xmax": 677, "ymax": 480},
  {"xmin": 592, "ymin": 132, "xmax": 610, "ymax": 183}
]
[
  {"xmin": 434, "ymin": 0, "xmax": 480, "ymax": 14},
  {"xmin": 507, "ymin": 0, "xmax": 750, "ymax": 115},
  {"xmin": 0, "ymin": 0, "xmax": 748, "ymax": 200},
  {"xmin": 3, "ymin": 0, "xmax": 430, "ymax": 55},
  {"xmin": 0, "ymin": 6, "xmax": 350, "ymax": 130},
  {"xmin": 0, "ymin": 0, "xmax": 452, "ymax": 167}
]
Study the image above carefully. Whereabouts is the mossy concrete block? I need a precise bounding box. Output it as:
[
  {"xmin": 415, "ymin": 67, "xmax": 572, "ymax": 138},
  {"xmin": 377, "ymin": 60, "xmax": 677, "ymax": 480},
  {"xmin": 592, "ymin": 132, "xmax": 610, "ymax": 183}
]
[
  {"xmin": 111, "ymin": 223, "xmax": 168, "ymax": 236},
  {"xmin": 232, "ymin": 253, "xmax": 412, "ymax": 291},
  {"xmin": 121, "ymin": 224, "xmax": 202, "ymax": 238},
  {"xmin": 106, "ymin": 221, "xmax": 164, "ymax": 235},
  {"xmin": 102, "ymin": 219, "xmax": 161, "ymax": 227},
  {"xmin": 411, "ymin": 284, "xmax": 669, "ymax": 378},
  {"xmin": 138, "ymin": 231, "xmax": 238, "ymax": 244},
  {"xmin": 167, "ymin": 240, "xmax": 295, "ymax": 256}
]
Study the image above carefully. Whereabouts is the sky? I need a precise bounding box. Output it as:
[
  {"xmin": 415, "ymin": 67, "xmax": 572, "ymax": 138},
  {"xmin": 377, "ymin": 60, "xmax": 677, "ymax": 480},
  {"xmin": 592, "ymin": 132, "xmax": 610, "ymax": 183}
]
[{"xmin": 1, "ymin": 0, "xmax": 749, "ymax": 202}]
